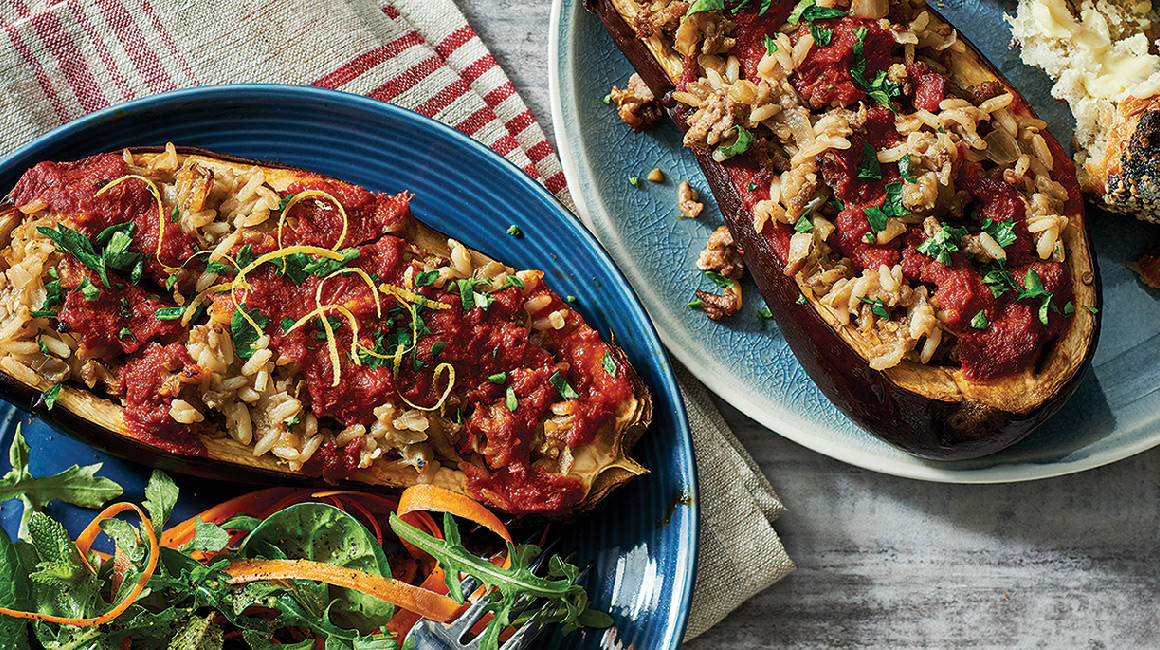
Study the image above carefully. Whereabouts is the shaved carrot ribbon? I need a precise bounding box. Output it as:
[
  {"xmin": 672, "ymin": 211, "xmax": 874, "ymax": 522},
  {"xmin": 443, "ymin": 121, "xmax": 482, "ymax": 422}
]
[
  {"xmin": 224, "ymin": 559, "xmax": 463, "ymax": 623},
  {"xmin": 397, "ymin": 484, "xmax": 512, "ymax": 544},
  {"xmin": 0, "ymin": 503, "xmax": 158, "ymax": 625}
]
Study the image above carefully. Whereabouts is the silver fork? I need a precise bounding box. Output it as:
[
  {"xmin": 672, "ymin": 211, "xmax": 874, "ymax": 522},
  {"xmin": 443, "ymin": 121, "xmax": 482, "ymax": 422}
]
[
  {"xmin": 404, "ymin": 592, "xmax": 543, "ymax": 650},
  {"xmin": 404, "ymin": 543, "xmax": 571, "ymax": 650}
]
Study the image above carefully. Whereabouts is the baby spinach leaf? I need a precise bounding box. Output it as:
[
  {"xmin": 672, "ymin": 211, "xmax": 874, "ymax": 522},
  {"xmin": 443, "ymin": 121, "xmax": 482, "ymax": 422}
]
[
  {"xmin": 0, "ymin": 528, "xmax": 31, "ymax": 648},
  {"xmin": 240, "ymin": 503, "xmax": 395, "ymax": 634}
]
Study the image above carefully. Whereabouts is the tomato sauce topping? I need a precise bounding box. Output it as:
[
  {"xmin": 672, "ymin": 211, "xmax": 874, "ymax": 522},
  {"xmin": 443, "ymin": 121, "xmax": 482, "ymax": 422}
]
[
  {"xmin": 695, "ymin": 5, "xmax": 1076, "ymax": 381},
  {"xmin": 121, "ymin": 343, "xmax": 206, "ymax": 456}
]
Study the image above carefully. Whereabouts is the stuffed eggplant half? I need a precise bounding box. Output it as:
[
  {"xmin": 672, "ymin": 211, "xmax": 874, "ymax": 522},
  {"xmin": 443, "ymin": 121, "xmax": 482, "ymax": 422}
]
[
  {"xmin": 0, "ymin": 145, "xmax": 650, "ymax": 517},
  {"xmin": 591, "ymin": 0, "xmax": 1100, "ymax": 459}
]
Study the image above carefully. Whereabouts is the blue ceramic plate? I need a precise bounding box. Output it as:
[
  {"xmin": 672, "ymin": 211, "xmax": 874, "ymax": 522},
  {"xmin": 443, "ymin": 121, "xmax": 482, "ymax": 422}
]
[
  {"xmin": 0, "ymin": 85, "xmax": 697, "ymax": 649},
  {"xmin": 550, "ymin": 0, "xmax": 1160, "ymax": 482}
]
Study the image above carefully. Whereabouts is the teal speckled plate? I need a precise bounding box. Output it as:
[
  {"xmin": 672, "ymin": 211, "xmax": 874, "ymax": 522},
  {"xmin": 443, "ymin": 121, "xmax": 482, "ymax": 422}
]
[
  {"xmin": 0, "ymin": 85, "xmax": 696, "ymax": 649},
  {"xmin": 550, "ymin": 0, "xmax": 1160, "ymax": 481}
]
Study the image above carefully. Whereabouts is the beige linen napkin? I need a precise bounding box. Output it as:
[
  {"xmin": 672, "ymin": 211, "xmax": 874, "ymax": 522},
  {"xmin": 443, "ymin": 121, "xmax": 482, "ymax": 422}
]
[{"xmin": 0, "ymin": 0, "xmax": 792, "ymax": 639}]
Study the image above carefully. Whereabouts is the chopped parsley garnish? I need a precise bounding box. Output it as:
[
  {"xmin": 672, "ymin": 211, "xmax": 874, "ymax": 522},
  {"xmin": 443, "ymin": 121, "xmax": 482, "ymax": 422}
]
[
  {"xmin": 787, "ymin": 0, "xmax": 846, "ymax": 25},
  {"xmin": 706, "ymin": 270, "xmax": 736, "ymax": 289},
  {"xmin": 916, "ymin": 223, "xmax": 966, "ymax": 267},
  {"xmin": 154, "ymin": 306, "xmax": 186, "ymax": 320},
  {"xmin": 1017, "ymin": 268, "xmax": 1056, "ymax": 326},
  {"xmin": 413, "ymin": 270, "xmax": 439, "ymax": 287},
  {"xmin": 499, "ymin": 275, "xmax": 525, "ymax": 291},
  {"xmin": 883, "ymin": 182, "xmax": 906, "ymax": 216},
  {"xmin": 1085, "ymin": 305, "xmax": 1099, "ymax": 314},
  {"xmin": 763, "ymin": 34, "xmax": 779, "ymax": 55},
  {"xmin": 549, "ymin": 372, "xmax": 580, "ymax": 400},
  {"xmin": 566, "ymin": 295, "xmax": 578, "ymax": 304},
  {"xmin": 688, "ymin": 298, "xmax": 704, "ymax": 309},
  {"xmin": 36, "ymin": 337, "xmax": 48, "ymax": 356},
  {"xmin": 857, "ymin": 141, "xmax": 881, "ymax": 179},
  {"xmin": 280, "ymin": 317, "xmax": 296, "ymax": 330},
  {"xmin": 602, "ymin": 93, "xmax": 611, "ymax": 104},
  {"xmin": 37, "ymin": 222, "xmax": 141, "ymax": 289},
  {"xmin": 76, "ymin": 277, "xmax": 101, "ymax": 302},
  {"xmin": 810, "ymin": 22, "xmax": 832, "ymax": 46},
  {"xmin": 713, "ymin": 125, "xmax": 755, "ymax": 162},
  {"xmin": 41, "ymin": 384, "xmax": 61, "ymax": 410},
  {"xmin": 165, "ymin": 274, "xmax": 179, "ymax": 291},
  {"xmin": 686, "ymin": 0, "xmax": 725, "ymax": 14},
  {"xmin": 170, "ymin": 205, "xmax": 179, "ymax": 222},
  {"xmin": 118, "ymin": 327, "xmax": 134, "ymax": 340},
  {"xmin": 981, "ymin": 264, "xmax": 1019, "ymax": 298},
  {"xmin": 452, "ymin": 278, "xmax": 494, "ymax": 312},
  {"xmin": 864, "ymin": 206, "xmax": 889, "ymax": 235},
  {"xmin": 970, "ymin": 310, "xmax": 989, "ymax": 329},
  {"xmin": 230, "ymin": 304, "xmax": 270, "ymax": 360},
  {"xmin": 276, "ymin": 194, "xmax": 296, "ymax": 210},
  {"xmin": 505, "ymin": 225, "xmax": 523, "ymax": 237},
  {"xmin": 979, "ymin": 217, "xmax": 1017, "ymax": 249},
  {"xmin": 1063, "ymin": 301, "xmax": 1075, "ymax": 316},
  {"xmin": 236, "ymin": 244, "xmax": 254, "ymax": 269},
  {"xmin": 205, "ymin": 260, "xmax": 235, "ymax": 276},
  {"xmin": 29, "ymin": 309, "xmax": 57, "ymax": 318},
  {"xmin": 850, "ymin": 27, "xmax": 900, "ymax": 112},
  {"xmin": 747, "ymin": 182, "xmax": 758, "ymax": 192},
  {"xmin": 602, "ymin": 351, "xmax": 617, "ymax": 377},
  {"xmin": 829, "ymin": 197, "xmax": 845, "ymax": 211},
  {"xmin": 505, "ymin": 385, "xmax": 518, "ymax": 412},
  {"xmin": 796, "ymin": 293, "xmax": 807, "ymax": 305},
  {"xmin": 857, "ymin": 296, "xmax": 890, "ymax": 319},
  {"xmin": 487, "ymin": 372, "xmax": 507, "ymax": 384},
  {"xmin": 732, "ymin": 0, "xmax": 774, "ymax": 14},
  {"xmin": 794, "ymin": 214, "xmax": 814, "ymax": 233},
  {"xmin": 629, "ymin": 176, "xmax": 641, "ymax": 187},
  {"xmin": 129, "ymin": 259, "xmax": 144, "ymax": 285},
  {"xmin": 897, "ymin": 155, "xmax": 916, "ymax": 183},
  {"xmin": 757, "ymin": 305, "xmax": 774, "ymax": 329},
  {"xmin": 431, "ymin": 341, "xmax": 446, "ymax": 357}
]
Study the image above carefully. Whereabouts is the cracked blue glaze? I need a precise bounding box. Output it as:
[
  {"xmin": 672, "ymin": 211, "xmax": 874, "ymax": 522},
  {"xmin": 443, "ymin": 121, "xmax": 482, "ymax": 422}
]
[{"xmin": 550, "ymin": 0, "xmax": 1160, "ymax": 481}]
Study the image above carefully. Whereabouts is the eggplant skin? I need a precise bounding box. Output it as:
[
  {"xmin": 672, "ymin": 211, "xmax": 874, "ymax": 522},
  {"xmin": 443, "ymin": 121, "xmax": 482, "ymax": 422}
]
[
  {"xmin": 588, "ymin": 0, "xmax": 1102, "ymax": 459},
  {"xmin": 0, "ymin": 147, "xmax": 652, "ymax": 517}
]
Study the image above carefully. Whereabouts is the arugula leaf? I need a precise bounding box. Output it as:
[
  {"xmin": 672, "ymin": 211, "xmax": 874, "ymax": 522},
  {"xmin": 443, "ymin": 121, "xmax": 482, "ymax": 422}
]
[
  {"xmin": 390, "ymin": 513, "xmax": 612, "ymax": 649},
  {"xmin": 144, "ymin": 469, "xmax": 179, "ymax": 534},
  {"xmin": 550, "ymin": 372, "xmax": 580, "ymax": 400},
  {"xmin": 712, "ymin": 125, "xmax": 755, "ymax": 162},
  {"xmin": 0, "ymin": 427, "xmax": 123, "ymax": 538},
  {"xmin": 187, "ymin": 519, "xmax": 231, "ymax": 552},
  {"xmin": 231, "ymin": 304, "xmax": 270, "ymax": 360}
]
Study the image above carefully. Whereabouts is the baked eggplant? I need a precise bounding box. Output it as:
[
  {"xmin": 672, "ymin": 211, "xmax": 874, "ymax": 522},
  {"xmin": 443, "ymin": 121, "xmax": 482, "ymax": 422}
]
[
  {"xmin": 591, "ymin": 0, "xmax": 1100, "ymax": 458},
  {"xmin": 0, "ymin": 145, "xmax": 650, "ymax": 516}
]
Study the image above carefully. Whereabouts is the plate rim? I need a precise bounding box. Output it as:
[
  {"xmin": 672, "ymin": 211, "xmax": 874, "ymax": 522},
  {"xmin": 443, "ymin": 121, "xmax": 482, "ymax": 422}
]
[
  {"xmin": 1, "ymin": 83, "xmax": 699, "ymax": 647},
  {"xmin": 547, "ymin": 0, "xmax": 1160, "ymax": 484}
]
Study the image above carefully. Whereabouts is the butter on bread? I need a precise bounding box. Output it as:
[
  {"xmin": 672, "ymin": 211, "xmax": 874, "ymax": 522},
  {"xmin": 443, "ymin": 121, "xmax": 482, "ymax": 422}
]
[{"xmin": 1009, "ymin": 0, "xmax": 1160, "ymax": 221}]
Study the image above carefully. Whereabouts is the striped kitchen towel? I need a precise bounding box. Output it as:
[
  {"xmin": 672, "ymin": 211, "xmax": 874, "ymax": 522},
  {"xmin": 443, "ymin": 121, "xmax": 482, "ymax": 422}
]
[{"xmin": 0, "ymin": 0, "xmax": 572, "ymax": 209}]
